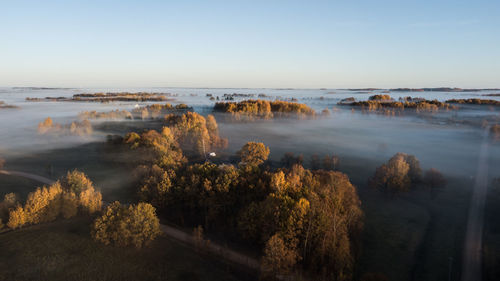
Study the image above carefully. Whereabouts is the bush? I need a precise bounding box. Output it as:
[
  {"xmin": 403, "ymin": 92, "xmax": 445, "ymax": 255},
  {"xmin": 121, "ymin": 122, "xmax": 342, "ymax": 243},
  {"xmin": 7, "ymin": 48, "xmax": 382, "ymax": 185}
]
[{"xmin": 91, "ymin": 202, "xmax": 161, "ymax": 248}]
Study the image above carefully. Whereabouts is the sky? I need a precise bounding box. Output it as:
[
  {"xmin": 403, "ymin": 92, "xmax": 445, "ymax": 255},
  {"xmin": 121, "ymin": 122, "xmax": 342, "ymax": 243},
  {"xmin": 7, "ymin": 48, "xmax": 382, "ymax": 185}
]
[{"xmin": 1, "ymin": 0, "xmax": 499, "ymax": 88}]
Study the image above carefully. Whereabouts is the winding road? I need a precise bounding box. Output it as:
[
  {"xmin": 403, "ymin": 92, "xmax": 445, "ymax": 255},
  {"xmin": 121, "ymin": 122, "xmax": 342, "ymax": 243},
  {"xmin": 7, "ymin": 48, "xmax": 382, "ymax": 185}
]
[
  {"xmin": 462, "ymin": 127, "xmax": 490, "ymax": 281},
  {"xmin": 0, "ymin": 169, "xmax": 260, "ymax": 271}
]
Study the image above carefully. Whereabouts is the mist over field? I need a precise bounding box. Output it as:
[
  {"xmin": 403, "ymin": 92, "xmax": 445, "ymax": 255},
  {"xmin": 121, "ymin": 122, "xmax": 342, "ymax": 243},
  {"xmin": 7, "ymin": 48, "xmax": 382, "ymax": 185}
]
[{"xmin": 1, "ymin": 87, "xmax": 500, "ymax": 281}]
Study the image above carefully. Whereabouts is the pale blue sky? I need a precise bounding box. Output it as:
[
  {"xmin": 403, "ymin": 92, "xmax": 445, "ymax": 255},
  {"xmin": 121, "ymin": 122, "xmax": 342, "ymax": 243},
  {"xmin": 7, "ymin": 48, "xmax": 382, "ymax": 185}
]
[{"xmin": 1, "ymin": 0, "xmax": 499, "ymax": 88}]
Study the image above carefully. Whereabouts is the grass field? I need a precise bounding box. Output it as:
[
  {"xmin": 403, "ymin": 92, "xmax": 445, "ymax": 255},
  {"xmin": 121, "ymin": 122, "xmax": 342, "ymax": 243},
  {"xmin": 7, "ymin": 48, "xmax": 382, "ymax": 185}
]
[{"xmin": 0, "ymin": 217, "xmax": 255, "ymax": 281}]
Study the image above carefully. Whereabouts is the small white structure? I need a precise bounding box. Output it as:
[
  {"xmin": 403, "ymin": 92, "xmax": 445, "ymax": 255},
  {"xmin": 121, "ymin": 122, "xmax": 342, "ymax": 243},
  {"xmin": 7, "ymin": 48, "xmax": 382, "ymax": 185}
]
[{"xmin": 209, "ymin": 152, "xmax": 216, "ymax": 157}]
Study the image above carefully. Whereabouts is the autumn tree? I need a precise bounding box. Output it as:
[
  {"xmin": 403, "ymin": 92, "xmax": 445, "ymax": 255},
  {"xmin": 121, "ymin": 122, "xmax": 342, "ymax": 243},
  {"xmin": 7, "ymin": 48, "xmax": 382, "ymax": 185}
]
[
  {"xmin": 238, "ymin": 142, "xmax": 270, "ymax": 167},
  {"xmin": 370, "ymin": 153, "xmax": 422, "ymax": 194},
  {"xmin": 166, "ymin": 112, "xmax": 227, "ymax": 157},
  {"xmin": 6, "ymin": 205, "xmax": 26, "ymax": 229},
  {"xmin": 79, "ymin": 185, "xmax": 103, "ymax": 214},
  {"xmin": 91, "ymin": 202, "xmax": 161, "ymax": 248},
  {"xmin": 261, "ymin": 234, "xmax": 299, "ymax": 279},
  {"xmin": 124, "ymin": 127, "xmax": 186, "ymax": 168},
  {"xmin": 135, "ymin": 164, "xmax": 177, "ymax": 209},
  {"xmin": 0, "ymin": 193, "xmax": 18, "ymax": 222},
  {"xmin": 37, "ymin": 117, "xmax": 54, "ymax": 134},
  {"xmin": 0, "ymin": 157, "xmax": 5, "ymax": 169},
  {"xmin": 60, "ymin": 170, "xmax": 94, "ymax": 194}
]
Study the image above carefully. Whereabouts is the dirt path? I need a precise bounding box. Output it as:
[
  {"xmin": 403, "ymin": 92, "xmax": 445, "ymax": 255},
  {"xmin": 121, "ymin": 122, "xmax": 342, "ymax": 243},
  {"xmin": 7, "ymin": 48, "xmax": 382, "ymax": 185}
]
[
  {"xmin": 0, "ymin": 169, "xmax": 260, "ymax": 271},
  {"xmin": 462, "ymin": 127, "xmax": 490, "ymax": 281},
  {"xmin": 159, "ymin": 224, "xmax": 260, "ymax": 270},
  {"xmin": 0, "ymin": 170, "xmax": 55, "ymax": 185}
]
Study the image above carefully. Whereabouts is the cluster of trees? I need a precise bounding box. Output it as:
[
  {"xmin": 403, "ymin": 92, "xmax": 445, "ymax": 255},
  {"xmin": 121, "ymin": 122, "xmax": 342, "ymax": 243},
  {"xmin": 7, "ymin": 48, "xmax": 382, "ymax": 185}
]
[
  {"xmin": 369, "ymin": 94, "xmax": 393, "ymax": 101},
  {"xmin": 78, "ymin": 103, "xmax": 192, "ymax": 121},
  {"xmin": 213, "ymin": 99, "xmax": 316, "ymax": 120},
  {"xmin": 38, "ymin": 117, "xmax": 93, "ymax": 136},
  {"xmin": 339, "ymin": 95, "xmax": 457, "ymax": 114},
  {"xmin": 91, "ymin": 201, "xmax": 161, "ymax": 248},
  {"xmin": 0, "ymin": 100, "xmax": 18, "ymax": 109},
  {"xmin": 164, "ymin": 112, "xmax": 228, "ymax": 156},
  {"xmin": 119, "ymin": 113, "xmax": 226, "ymax": 160},
  {"xmin": 78, "ymin": 110, "xmax": 133, "ymax": 120},
  {"xmin": 132, "ymin": 103, "xmax": 191, "ymax": 119},
  {"xmin": 446, "ymin": 98, "xmax": 500, "ymax": 106},
  {"xmin": 133, "ymin": 139, "xmax": 363, "ymax": 280},
  {"xmin": 370, "ymin": 153, "xmax": 446, "ymax": 194},
  {"xmin": 27, "ymin": 92, "xmax": 174, "ymax": 103},
  {"xmin": 124, "ymin": 127, "xmax": 186, "ymax": 168},
  {"xmin": 0, "ymin": 170, "xmax": 102, "ymax": 230}
]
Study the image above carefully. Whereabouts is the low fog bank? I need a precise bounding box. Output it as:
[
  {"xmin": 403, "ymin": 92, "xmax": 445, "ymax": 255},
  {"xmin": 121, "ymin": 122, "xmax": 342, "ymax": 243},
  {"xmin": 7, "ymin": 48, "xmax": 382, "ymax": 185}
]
[{"xmin": 218, "ymin": 111, "xmax": 492, "ymax": 181}]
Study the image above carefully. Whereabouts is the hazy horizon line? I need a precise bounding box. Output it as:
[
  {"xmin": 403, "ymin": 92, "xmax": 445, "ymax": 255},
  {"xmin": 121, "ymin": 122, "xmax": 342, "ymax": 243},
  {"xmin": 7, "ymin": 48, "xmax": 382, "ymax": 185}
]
[{"xmin": 3, "ymin": 85, "xmax": 500, "ymax": 90}]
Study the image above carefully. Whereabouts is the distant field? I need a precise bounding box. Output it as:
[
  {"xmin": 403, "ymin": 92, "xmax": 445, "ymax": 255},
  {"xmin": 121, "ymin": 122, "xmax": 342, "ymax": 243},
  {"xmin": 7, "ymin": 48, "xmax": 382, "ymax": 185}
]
[{"xmin": 0, "ymin": 217, "xmax": 255, "ymax": 281}]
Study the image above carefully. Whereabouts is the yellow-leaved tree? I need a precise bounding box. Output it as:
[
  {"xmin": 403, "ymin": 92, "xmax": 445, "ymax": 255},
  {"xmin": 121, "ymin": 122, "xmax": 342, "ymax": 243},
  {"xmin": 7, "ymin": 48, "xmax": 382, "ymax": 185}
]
[{"xmin": 91, "ymin": 202, "xmax": 161, "ymax": 248}]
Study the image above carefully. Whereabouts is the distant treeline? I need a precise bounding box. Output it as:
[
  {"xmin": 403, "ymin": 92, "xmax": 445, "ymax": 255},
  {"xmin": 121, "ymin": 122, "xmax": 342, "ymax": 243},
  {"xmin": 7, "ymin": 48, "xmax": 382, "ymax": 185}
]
[
  {"xmin": 446, "ymin": 99, "xmax": 500, "ymax": 106},
  {"xmin": 38, "ymin": 117, "xmax": 93, "ymax": 136},
  {"xmin": 26, "ymin": 92, "xmax": 175, "ymax": 103},
  {"xmin": 78, "ymin": 103, "xmax": 192, "ymax": 120},
  {"xmin": 213, "ymin": 99, "xmax": 316, "ymax": 120},
  {"xmin": 347, "ymin": 87, "xmax": 494, "ymax": 92},
  {"xmin": 338, "ymin": 95, "xmax": 457, "ymax": 114},
  {"xmin": 0, "ymin": 101, "xmax": 18, "ymax": 109}
]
